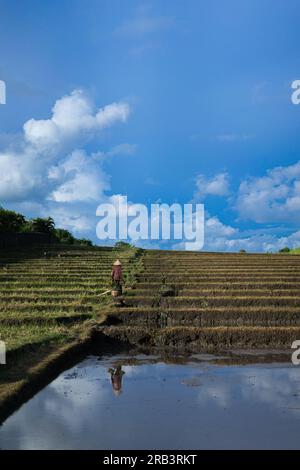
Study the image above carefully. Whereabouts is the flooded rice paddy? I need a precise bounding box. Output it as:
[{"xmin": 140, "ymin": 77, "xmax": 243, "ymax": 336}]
[{"xmin": 1, "ymin": 352, "xmax": 300, "ymax": 449}]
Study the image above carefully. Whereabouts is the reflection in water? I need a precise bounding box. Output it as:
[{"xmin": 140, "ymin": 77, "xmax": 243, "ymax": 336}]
[
  {"xmin": 0, "ymin": 354, "xmax": 300, "ymax": 449},
  {"xmin": 108, "ymin": 365, "xmax": 125, "ymax": 396}
]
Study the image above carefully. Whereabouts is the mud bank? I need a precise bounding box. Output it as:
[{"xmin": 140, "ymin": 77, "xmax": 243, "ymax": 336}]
[
  {"xmin": 97, "ymin": 324, "xmax": 300, "ymax": 352},
  {"xmin": 0, "ymin": 326, "xmax": 101, "ymax": 424},
  {"xmin": 106, "ymin": 307, "xmax": 300, "ymax": 327}
]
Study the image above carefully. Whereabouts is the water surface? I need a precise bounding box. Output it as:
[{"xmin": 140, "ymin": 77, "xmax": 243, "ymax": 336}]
[{"xmin": 1, "ymin": 353, "xmax": 300, "ymax": 449}]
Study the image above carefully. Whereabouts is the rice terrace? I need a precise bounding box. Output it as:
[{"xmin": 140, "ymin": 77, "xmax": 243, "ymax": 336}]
[
  {"xmin": 2, "ymin": 0, "xmax": 300, "ymax": 454},
  {"xmin": 1, "ymin": 239, "xmax": 300, "ymax": 440}
]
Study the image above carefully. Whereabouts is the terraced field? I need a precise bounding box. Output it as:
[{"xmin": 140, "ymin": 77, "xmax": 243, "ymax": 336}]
[
  {"xmin": 1, "ymin": 246, "xmax": 300, "ymax": 422},
  {"xmin": 0, "ymin": 244, "xmax": 144, "ymax": 349},
  {"xmin": 102, "ymin": 250, "xmax": 300, "ymax": 351},
  {"xmin": 0, "ymin": 244, "xmax": 138, "ymax": 420}
]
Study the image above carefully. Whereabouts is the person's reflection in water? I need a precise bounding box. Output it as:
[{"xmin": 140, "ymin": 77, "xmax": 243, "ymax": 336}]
[{"xmin": 108, "ymin": 365, "xmax": 125, "ymax": 396}]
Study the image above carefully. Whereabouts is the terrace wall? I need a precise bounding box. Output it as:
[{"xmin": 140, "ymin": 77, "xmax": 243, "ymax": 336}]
[{"xmin": 0, "ymin": 232, "xmax": 51, "ymax": 249}]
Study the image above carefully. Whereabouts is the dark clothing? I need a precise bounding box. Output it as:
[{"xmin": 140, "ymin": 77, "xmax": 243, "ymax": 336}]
[
  {"xmin": 111, "ymin": 373, "xmax": 123, "ymax": 391},
  {"xmin": 108, "ymin": 367, "xmax": 125, "ymax": 393},
  {"xmin": 112, "ymin": 265, "xmax": 122, "ymax": 281}
]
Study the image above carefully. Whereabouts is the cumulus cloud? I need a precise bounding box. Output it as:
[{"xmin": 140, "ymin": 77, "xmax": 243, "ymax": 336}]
[
  {"xmin": 206, "ymin": 216, "xmax": 236, "ymax": 237},
  {"xmin": 96, "ymin": 102, "xmax": 130, "ymax": 128},
  {"xmin": 0, "ymin": 89, "xmax": 131, "ymax": 205},
  {"xmin": 198, "ymin": 216, "xmax": 300, "ymax": 253},
  {"xmin": 0, "ymin": 89, "xmax": 134, "ymax": 239},
  {"xmin": 50, "ymin": 150, "xmax": 110, "ymax": 203},
  {"xmin": 188, "ymin": 160, "xmax": 300, "ymax": 252},
  {"xmin": 46, "ymin": 205, "xmax": 95, "ymax": 233},
  {"xmin": 203, "ymin": 216, "xmax": 300, "ymax": 253},
  {"xmin": 23, "ymin": 89, "xmax": 130, "ymax": 151},
  {"xmin": 189, "ymin": 214, "xmax": 238, "ymax": 252},
  {"xmin": 195, "ymin": 172, "xmax": 230, "ymax": 199},
  {"xmin": 236, "ymin": 160, "xmax": 300, "ymax": 223},
  {"xmin": 118, "ymin": 157, "xmax": 300, "ymax": 252},
  {"xmin": 0, "ymin": 149, "xmax": 48, "ymax": 201}
]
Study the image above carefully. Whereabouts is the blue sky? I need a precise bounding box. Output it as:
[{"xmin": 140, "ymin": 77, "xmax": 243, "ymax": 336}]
[{"xmin": 0, "ymin": 0, "xmax": 300, "ymax": 251}]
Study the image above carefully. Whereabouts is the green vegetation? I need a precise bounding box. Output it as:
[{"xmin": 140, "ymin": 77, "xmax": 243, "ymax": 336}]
[
  {"xmin": 279, "ymin": 246, "xmax": 300, "ymax": 254},
  {"xmin": 123, "ymin": 247, "xmax": 144, "ymax": 288},
  {"xmin": 25, "ymin": 217, "xmax": 55, "ymax": 234},
  {"xmin": 0, "ymin": 207, "xmax": 93, "ymax": 246},
  {"xmin": 114, "ymin": 241, "xmax": 135, "ymax": 249},
  {"xmin": 0, "ymin": 207, "xmax": 26, "ymax": 233}
]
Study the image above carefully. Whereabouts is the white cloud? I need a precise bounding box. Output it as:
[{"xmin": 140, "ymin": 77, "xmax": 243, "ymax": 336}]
[
  {"xmin": 194, "ymin": 214, "xmax": 237, "ymax": 252},
  {"xmin": 24, "ymin": 90, "xmax": 130, "ymax": 152},
  {"xmin": 195, "ymin": 172, "xmax": 230, "ymax": 199},
  {"xmin": 236, "ymin": 160, "xmax": 300, "ymax": 223},
  {"xmin": 188, "ymin": 161, "xmax": 300, "ymax": 252},
  {"xmin": 0, "ymin": 90, "xmax": 131, "ymax": 205},
  {"xmin": 107, "ymin": 143, "xmax": 136, "ymax": 157},
  {"xmin": 203, "ymin": 217, "xmax": 300, "ymax": 253},
  {"xmin": 206, "ymin": 216, "xmax": 237, "ymax": 237},
  {"xmin": 50, "ymin": 150, "xmax": 110, "ymax": 203},
  {"xmin": 46, "ymin": 205, "xmax": 94, "ymax": 233},
  {"xmin": 96, "ymin": 102, "xmax": 130, "ymax": 128},
  {"xmin": 0, "ymin": 149, "xmax": 47, "ymax": 201},
  {"xmin": 0, "ymin": 89, "xmax": 133, "ymax": 240}
]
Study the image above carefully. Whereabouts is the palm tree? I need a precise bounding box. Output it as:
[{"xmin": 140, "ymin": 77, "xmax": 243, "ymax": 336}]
[{"xmin": 30, "ymin": 217, "xmax": 55, "ymax": 234}]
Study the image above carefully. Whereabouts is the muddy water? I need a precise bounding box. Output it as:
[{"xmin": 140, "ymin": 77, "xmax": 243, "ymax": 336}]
[{"xmin": 1, "ymin": 353, "xmax": 300, "ymax": 449}]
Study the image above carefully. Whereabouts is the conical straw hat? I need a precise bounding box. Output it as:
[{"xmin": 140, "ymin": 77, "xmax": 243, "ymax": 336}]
[{"xmin": 113, "ymin": 259, "xmax": 122, "ymax": 266}]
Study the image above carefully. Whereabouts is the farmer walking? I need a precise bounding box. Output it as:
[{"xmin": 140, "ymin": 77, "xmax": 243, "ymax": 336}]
[{"xmin": 111, "ymin": 259, "xmax": 123, "ymax": 295}]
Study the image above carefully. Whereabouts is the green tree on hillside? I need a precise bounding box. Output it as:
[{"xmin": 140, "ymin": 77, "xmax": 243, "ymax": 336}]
[
  {"xmin": 279, "ymin": 247, "xmax": 290, "ymax": 253},
  {"xmin": 54, "ymin": 228, "xmax": 75, "ymax": 244},
  {"xmin": 0, "ymin": 206, "xmax": 94, "ymax": 246},
  {"xmin": 29, "ymin": 217, "xmax": 55, "ymax": 234},
  {"xmin": 77, "ymin": 238, "xmax": 93, "ymax": 247},
  {"xmin": 115, "ymin": 241, "xmax": 134, "ymax": 249},
  {"xmin": 0, "ymin": 207, "xmax": 26, "ymax": 232}
]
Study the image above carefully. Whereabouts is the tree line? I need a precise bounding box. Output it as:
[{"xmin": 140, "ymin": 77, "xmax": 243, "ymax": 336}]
[{"xmin": 0, "ymin": 207, "xmax": 93, "ymax": 246}]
